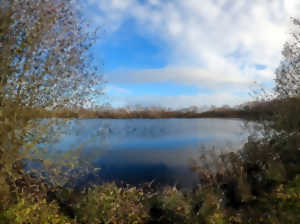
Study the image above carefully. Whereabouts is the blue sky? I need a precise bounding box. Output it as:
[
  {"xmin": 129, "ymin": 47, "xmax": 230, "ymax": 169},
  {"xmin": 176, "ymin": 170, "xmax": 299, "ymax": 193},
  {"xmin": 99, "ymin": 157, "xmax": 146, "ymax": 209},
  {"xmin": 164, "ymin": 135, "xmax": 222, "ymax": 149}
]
[{"xmin": 84, "ymin": 0, "xmax": 300, "ymax": 108}]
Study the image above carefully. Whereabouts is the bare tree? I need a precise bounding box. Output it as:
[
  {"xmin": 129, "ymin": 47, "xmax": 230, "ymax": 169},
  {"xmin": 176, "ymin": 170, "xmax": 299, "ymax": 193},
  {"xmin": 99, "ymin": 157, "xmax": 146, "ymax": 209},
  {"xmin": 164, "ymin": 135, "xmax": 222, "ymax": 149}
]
[
  {"xmin": 0, "ymin": 0, "xmax": 103, "ymax": 109},
  {"xmin": 0, "ymin": 0, "xmax": 104, "ymax": 191},
  {"xmin": 275, "ymin": 18, "xmax": 300, "ymax": 98}
]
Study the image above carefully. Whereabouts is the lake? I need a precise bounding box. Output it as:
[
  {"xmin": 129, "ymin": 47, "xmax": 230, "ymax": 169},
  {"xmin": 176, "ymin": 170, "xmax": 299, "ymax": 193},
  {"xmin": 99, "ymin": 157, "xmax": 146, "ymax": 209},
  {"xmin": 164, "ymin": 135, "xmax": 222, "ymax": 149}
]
[{"xmin": 46, "ymin": 118, "xmax": 253, "ymax": 188}]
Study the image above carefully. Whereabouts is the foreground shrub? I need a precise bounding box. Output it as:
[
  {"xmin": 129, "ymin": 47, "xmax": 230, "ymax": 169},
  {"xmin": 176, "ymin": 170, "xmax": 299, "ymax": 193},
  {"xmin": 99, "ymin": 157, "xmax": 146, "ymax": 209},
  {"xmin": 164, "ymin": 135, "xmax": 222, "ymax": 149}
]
[
  {"xmin": 274, "ymin": 175, "xmax": 300, "ymax": 223},
  {"xmin": 147, "ymin": 187, "xmax": 192, "ymax": 224},
  {"xmin": 1, "ymin": 195, "xmax": 72, "ymax": 224},
  {"xmin": 73, "ymin": 184, "xmax": 149, "ymax": 224},
  {"xmin": 191, "ymin": 188, "xmax": 227, "ymax": 224}
]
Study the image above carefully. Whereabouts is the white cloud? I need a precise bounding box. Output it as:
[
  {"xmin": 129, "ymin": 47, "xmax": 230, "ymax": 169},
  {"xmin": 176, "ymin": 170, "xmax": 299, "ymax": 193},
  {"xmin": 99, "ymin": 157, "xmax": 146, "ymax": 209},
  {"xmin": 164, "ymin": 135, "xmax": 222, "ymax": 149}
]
[
  {"xmin": 108, "ymin": 66, "xmax": 252, "ymax": 90},
  {"xmin": 86, "ymin": 0, "xmax": 300, "ymax": 106},
  {"xmin": 105, "ymin": 85, "xmax": 131, "ymax": 95}
]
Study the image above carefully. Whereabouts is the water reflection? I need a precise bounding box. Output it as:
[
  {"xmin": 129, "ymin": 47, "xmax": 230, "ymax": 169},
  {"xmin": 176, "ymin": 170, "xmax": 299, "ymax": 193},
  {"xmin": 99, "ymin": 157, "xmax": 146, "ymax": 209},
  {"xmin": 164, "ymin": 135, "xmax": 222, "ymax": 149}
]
[{"xmin": 46, "ymin": 118, "xmax": 252, "ymax": 188}]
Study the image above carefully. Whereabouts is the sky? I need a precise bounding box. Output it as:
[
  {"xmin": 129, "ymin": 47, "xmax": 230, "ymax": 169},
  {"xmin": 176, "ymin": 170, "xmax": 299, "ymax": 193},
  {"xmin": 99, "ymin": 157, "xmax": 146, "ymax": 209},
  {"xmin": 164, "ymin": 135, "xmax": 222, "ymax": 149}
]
[{"xmin": 83, "ymin": 0, "xmax": 300, "ymax": 108}]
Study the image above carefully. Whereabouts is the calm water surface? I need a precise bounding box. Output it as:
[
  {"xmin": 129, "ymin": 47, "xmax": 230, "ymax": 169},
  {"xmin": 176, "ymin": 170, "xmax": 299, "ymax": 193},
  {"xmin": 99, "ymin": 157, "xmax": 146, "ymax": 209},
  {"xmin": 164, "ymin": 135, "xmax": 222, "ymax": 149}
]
[{"xmin": 47, "ymin": 118, "xmax": 252, "ymax": 188}]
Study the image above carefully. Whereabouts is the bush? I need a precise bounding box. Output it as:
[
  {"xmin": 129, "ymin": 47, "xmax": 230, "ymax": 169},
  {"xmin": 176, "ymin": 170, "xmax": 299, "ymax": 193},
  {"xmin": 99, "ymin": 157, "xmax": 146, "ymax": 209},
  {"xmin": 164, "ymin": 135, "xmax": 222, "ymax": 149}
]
[
  {"xmin": 73, "ymin": 184, "xmax": 149, "ymax": 224},
  {"xmin": 147, "ymin": 187, "xmax": 192, "ymax": 224},
  {"xmin": 1, "ymin": 195, "xmax": 72, "ymax": 224}
]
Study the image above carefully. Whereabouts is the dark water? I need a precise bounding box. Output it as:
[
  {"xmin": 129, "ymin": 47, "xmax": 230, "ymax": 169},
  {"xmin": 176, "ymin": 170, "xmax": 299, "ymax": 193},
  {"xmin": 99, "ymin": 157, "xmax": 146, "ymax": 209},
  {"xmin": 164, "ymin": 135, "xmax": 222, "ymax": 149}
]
[{"xmin": 47, "ymin": 118, "xmax": 252, "ymax": 188}]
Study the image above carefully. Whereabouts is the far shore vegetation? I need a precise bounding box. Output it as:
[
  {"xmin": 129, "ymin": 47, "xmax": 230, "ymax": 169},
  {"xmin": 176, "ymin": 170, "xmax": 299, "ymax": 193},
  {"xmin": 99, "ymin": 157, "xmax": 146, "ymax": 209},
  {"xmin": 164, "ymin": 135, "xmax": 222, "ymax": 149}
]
[
  {"xmin": 1, "ymin": 1, "xmax": 300, "ymax": 223},
  {"xmin": 23, "ymin": 99, "xmax": 278, "ymax": 120}
]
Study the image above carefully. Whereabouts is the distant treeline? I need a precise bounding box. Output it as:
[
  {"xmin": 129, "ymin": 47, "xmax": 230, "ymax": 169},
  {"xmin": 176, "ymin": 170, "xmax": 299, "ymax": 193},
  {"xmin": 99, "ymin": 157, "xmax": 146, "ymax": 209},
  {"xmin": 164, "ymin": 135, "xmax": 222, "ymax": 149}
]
[{"xmin": 27, "ymin": 97, "xmax": 293, "ymax": 120}]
